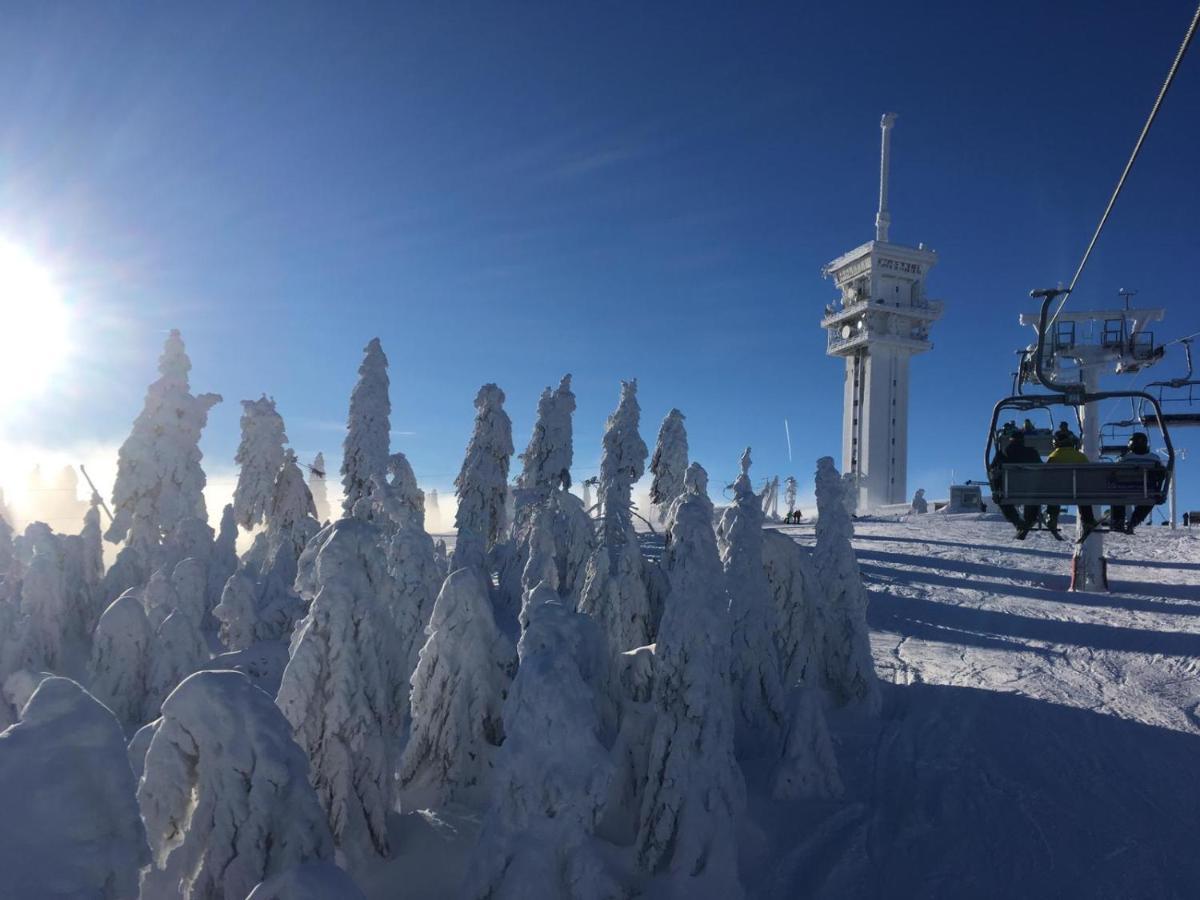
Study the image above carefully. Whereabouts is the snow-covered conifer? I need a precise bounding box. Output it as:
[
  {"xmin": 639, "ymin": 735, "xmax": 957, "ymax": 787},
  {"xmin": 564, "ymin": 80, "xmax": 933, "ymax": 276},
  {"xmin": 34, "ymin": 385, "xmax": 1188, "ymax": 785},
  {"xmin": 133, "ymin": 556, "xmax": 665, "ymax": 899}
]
[
  {"xmin": 146, "ymin": 559, "xmax": 210, "ymax": 713},
  {"xmin": 142, "ymin": 565, "xmax": 174, "ymax": 630},
  {"xmin": 370, "ymin": 470, "xmax": 443, "ymax": 688},
  {"xmin": 762, "ymin": 530, "xmax": 820, "ymax": 689},
  {"xmin": 381, "ymin": 451, "xmax": 425, "ymax": 531},
  {"xmin": 267, "ymin": 451, "xmax": 319, "ymax": 546},
  {"xmin": 233, "ymin": 395, "xmax": 289, "ymax": 530},
  {"xmin": 517, "ymin": 374, "xmax": 575, "ymax": 499},
  {"xmin": 18, "ymin": 523, "xmax": 78, "ymax": 672},
  {"xmin": 208, "ymin": 504, "xmax": 238, "ymax": 609},
  {"xmin": 649, "ymin": 408, "xmax": 688, "ymax": 523},
  {"xmin": 814, "ymin": 457, "xmax": 880, "ymax": 714},
  {"xmin": 498, "ymin": 375, "xmax": 592, "ymax": 615},
  {"xmin": 0, "ymin": 677, "xmax": 149, "ymax": 899},
  {"xmin": 342, "ymin": 338, "xmax": 391, "ymax": 515},
  {"xmin": 464, "ymin": 600, "xmax": 616, "ymax": 900},
  {"xmin": 772, "ymin": 687, "xmax": 842, "ymax": 800},
  {"xmin": 636, "ymin": 472, "xmax": 745, "ymax": 898},
  {"xmin": 106, "ymin": 330, "xmax": 221, "ymax": 548},
  {"xmin": 718, "ymin": 448, "xmax": 785, "ymax": 757},
  {"xmin": 399, "ymin": 568, "xmax": 515, "ymax": 803},
  {"xmin": 841, "ymin": 470, "xmax": 859, "ymax": 517},
  {"xmin": 309, "ymin": 452, "xmax": 332, "ymax": 524},
  {"xmin": 451, "ymin": 383, "xmax": 513, "ymax": 570},
  {"xmin": 88, "ymin": 590, "xmax": 154, "ymax": 734},
  {"xmin": 276, "ymin": 517, "xmax": 400, "ymax": 859},
  {"xmin": 597, "ymin": 379, "xmax": 647, "ymax": 544},
  {"xmin": 784, "ymin": 476, "xmax": 798, "ymax": 518},
  {"xmin": 519, "ymin": 504, "xmax": 558, "ymax": 630},
  {"xmin": 578, "ymin": 380, "xmax": 651, "ymax": 653},
  {"xmin": 138, "ymin": 670, "xmax": 334, "ymax": 899},
  {"xmin": 80, "ymin": 500, "xmax": 104, "ymax": 626},
  {"xmin": 213, "ymin": 570, "xmax": 259, "ymax": 652}
]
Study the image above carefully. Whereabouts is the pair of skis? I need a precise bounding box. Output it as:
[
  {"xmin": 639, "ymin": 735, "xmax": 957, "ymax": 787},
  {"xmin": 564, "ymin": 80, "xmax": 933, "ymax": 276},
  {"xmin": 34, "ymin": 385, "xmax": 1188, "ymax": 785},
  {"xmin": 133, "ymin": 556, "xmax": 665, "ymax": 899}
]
[{"xmin": 1015, "ymin": 510, "xmax": 1131, "ymax": 544}]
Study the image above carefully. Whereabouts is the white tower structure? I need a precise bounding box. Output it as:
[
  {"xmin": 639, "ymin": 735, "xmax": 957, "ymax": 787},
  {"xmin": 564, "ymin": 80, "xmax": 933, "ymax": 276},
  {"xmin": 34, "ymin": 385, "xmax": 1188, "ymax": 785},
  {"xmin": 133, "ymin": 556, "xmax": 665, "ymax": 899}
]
[{"xmin": 820, "ymin": 114, "xmax": 944, "ymax": 511}]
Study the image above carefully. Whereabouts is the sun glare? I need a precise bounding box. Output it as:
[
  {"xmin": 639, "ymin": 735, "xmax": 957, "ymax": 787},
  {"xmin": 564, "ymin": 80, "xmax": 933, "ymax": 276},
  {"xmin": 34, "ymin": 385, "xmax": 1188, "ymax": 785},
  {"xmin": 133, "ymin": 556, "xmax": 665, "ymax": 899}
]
[{"xmin": 0, "ymin": 241, "xmax": 71, "ymax": 412}]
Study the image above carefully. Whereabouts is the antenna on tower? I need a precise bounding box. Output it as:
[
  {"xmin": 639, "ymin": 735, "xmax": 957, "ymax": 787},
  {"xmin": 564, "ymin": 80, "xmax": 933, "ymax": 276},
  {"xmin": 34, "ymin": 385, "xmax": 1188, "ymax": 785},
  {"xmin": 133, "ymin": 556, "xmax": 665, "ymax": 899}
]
[{"xmin": 875, "ymin": 112, "xmax": 898, "ymax": 243}]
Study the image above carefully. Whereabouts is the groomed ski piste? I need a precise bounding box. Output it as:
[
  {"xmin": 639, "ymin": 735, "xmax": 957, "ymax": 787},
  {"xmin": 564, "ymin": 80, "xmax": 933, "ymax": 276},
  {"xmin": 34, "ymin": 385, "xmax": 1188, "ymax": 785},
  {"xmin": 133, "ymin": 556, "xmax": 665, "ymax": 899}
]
[{"xmin": 364, "ymin": 513, "xmax": 1200, "ymax": 900}]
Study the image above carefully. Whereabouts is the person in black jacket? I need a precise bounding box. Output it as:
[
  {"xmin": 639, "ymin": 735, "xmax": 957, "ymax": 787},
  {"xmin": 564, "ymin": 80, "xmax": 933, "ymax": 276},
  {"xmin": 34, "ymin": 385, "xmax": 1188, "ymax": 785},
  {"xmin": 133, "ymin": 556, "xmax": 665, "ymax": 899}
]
[{"xmin": 992, "ymin": 431, "xmax": 1043, "ymax": 538}]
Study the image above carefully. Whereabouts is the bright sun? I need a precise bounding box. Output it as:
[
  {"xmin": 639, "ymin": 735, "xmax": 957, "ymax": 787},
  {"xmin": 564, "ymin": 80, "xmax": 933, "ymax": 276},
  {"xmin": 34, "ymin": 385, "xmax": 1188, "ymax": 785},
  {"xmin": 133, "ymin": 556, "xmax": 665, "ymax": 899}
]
[{"xmin": 0, "ymin": 241, "xmax": 71, "ymax": 410}]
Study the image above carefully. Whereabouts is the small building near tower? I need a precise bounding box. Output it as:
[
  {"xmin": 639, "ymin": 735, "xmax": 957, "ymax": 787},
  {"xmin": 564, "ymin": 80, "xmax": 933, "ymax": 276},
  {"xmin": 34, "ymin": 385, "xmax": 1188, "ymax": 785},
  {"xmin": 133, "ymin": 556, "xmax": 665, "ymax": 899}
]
[{"xmin": 820, "ymin": 113, "xmax": 945, "ymax": 512}]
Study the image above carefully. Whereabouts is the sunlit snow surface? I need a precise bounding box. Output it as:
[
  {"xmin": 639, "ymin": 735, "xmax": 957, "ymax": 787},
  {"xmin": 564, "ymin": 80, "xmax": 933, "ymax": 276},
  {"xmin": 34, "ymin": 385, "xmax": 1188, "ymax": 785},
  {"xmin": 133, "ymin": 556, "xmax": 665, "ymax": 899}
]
[{"xmin": 385, "ymin": 513, "xmax": 1200, "ymax": 899}]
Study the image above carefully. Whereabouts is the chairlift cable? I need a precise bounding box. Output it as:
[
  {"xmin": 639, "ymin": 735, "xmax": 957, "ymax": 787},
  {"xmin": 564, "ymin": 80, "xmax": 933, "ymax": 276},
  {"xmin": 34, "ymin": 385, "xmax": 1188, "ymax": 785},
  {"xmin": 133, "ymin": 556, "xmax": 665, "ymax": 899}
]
[{"xmin": 1047, "ymin": 1, "xmax": 1200, "ymax": 332}]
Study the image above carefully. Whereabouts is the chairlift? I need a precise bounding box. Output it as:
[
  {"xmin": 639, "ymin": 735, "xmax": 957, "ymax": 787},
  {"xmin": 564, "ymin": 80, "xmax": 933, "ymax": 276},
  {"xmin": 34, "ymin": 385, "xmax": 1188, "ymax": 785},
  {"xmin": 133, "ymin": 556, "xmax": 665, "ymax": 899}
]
[
  {"xmin": 1139, "ymin": 339, "xmax": 1200, "ymax": 428},
  {"xmin": 986, "ymin": 289, "xmax": 1175, "ymax": 511}
]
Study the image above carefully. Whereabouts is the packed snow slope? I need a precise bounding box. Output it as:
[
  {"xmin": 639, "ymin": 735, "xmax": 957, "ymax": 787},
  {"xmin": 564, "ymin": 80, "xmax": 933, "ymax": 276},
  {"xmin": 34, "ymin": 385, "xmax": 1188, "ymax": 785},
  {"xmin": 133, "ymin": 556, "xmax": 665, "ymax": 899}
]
[{"xmin": 755, "ymin": 512, "xmax": 1200, "ymax": 900}]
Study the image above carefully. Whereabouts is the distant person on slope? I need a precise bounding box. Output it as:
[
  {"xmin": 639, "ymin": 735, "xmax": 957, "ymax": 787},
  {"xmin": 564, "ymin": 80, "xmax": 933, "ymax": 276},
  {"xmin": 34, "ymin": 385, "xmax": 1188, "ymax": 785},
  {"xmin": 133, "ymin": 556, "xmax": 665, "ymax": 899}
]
[
  {"xmin": 1109, "ymin": 432, "xmax": 1161, "ymax": 535},
  {"xmin": 992, "ymin": 431, "xmax": 1042, "ymax": 539},
  {"xmin": 1045, "ymin": 431, "xmax": 1095, "ymax": 534}
]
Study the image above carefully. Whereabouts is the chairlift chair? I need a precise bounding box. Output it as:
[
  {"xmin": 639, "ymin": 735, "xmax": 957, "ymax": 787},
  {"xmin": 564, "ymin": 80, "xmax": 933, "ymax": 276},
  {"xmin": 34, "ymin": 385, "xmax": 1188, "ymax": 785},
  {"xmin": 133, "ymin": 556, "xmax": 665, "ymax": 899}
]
[
  {"xmin": 987, "ymin": 290, "xmax": 1175, "ymax": 511},
  {"xmin": 1139, "ymin": 339, "xmax": 1200, "ymax": 428}
]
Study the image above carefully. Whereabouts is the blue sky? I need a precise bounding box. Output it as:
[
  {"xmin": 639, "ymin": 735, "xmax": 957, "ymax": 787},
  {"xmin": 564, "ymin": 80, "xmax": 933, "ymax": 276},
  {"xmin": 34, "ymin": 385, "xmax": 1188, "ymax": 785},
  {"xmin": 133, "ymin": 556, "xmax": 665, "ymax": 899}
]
[{"xmin": 2, "ymin": 1, "xmax": 1199, "ymax": 518}]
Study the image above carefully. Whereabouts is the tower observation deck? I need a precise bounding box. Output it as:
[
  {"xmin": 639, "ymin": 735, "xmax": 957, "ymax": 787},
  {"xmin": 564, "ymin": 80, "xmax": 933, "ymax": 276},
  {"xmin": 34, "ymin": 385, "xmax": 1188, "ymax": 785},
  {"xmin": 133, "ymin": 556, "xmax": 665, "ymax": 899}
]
[{"xmin": 820, "ymin": 114, "xmax": 944, "ymax": 511}]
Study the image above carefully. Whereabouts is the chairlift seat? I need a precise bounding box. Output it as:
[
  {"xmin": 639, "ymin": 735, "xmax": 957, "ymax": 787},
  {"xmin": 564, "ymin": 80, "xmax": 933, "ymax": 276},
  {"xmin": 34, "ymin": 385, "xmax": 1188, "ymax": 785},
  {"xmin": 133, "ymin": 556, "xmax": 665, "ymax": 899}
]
[
  {"xmin": 1142, "ymin": 412, "xmax": 1200, "ymax": 428},
  {"xmin": 993, "ymin": 463, "xmax": 1168, "ymax": 507}
]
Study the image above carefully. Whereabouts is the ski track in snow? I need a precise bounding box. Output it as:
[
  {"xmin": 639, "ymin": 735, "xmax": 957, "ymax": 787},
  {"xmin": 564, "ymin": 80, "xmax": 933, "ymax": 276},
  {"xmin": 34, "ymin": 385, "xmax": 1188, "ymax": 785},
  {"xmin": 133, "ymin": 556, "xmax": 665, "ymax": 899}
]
[{"xmin": 754, "ymin": 513, "xmax": 1200, "ymax": 900}]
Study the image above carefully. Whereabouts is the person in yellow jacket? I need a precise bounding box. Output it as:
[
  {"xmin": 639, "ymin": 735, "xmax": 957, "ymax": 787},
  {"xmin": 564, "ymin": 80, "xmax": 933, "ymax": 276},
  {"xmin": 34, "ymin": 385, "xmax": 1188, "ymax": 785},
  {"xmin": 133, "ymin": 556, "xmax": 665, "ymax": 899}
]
[{"xmin": 1045, "ymin": 430, "xmax": 1096, "ymax": 532}]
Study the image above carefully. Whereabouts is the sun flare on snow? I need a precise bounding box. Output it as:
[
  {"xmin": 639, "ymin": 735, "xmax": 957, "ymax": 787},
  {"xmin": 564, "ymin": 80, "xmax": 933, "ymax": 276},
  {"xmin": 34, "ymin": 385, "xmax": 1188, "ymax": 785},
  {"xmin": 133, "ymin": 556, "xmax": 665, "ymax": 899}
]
[{"xmin": 0, "ymin": 241, "xmax": 71, "ymax": 412}]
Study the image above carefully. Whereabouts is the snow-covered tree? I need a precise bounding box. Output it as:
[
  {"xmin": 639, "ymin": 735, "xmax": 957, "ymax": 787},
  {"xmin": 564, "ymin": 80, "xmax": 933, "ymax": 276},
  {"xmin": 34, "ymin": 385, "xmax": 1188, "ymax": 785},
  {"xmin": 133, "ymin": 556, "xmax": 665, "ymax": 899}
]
[
  {"xmin": 342, "ymin": 337, "xmax": 391, "ymax": 515},
  {"xmin": 309, "ymin": 452, "xmax": 332, "ymax": 524},
  {"xmin": 88, "ymin": 590, "xmax": 154, "ymax": 734},
  {"xmin": 369, "ymin": 469, "xmax": 443, "ymax": 694},
  {"xmin": 464, "ymin": 600, "xmax": 617, "ymax": 900},
  {"xmin": 578, "ymin": 380, "xmax": 651, "ymax": 653},
  {"xmin": 451, "ymin": 383, "xmax": 513, "ymax": 570},
  {"xmin": 233, "ymin": 395, "xmax": 289, "ymax": 530},
  {"xmin": 138, "ymin": 670, "xmax": 334, "ymax": 900},
  {"xmin": 519, "ymin": 504, "xmax": 558, "ymax": 630},
  {"xmin": 649, "ymin": 408, "xmax": 688, "ymax": 523},
  {"xmin": 276, "ymin": 516, "xmax": 400, "ymax": 860},
  {"xmin": 142, "ymin": 565, "xmax": 174, "ymax": 631},
  {"xmin": 762, "ymin": 529, "xmax": 820, "ymax": 689},
  {"xmin": 80, "ymin": 499, "xmax": 105, "ymax": 627},
  {"xmin": 208, "ymin": 504, "xmax": 238, "ymax": 609},
  {"xmin": 841, "ymin": 470, "xmax": 859, "ymax": 517},
  {"xmin": 19, "ymin": 523, "xmax": 87, "ymax": 672},
  {"xmin": 636, "ymin": 470, "xmax": 745, "ymax": 899},
  {"xmin": 213, "ymin": 570, "xmax": 259, "ymax": 652},
  {"xmin": 718, "ymin": 449, "xmax": 785, "ymax": 757},
  {"xmin": 380, "ymin": 451, "xmax": 425, "ymax": 530},
  {"xmin": 772, "ymin": 687, "xmax": 842, "ymax": 800},
  {"xmin": 399, "ymin": 568, "xmax": 515, "ymax": 804},
  {"xmin": 267, "ymin": 451, "xmax": 319, "ymax": 547},
  {"xmin": 499, "ymin": 375, "xmax": 593, "ymax": 616},
  {"xmin": 784, "ymin": 476, "xmax": 798, "ymax": 518},
  {"xmin": 517, "ymin": 374, "xmax": 575, "ymax": 499},
  {"xmin": 814, "ymin": 457, "xmax": 880, "ymax": 714},
  {"xmin": 106, "ymin": 329, "xmax": 221, "ymax": 551},
  {"xmin": 0, "ymin": 677, "xmax": 149, "ymax": 899},
  {"xmin": 146, "ymin": 559, "xmax": 210, "ymax": 713}
]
